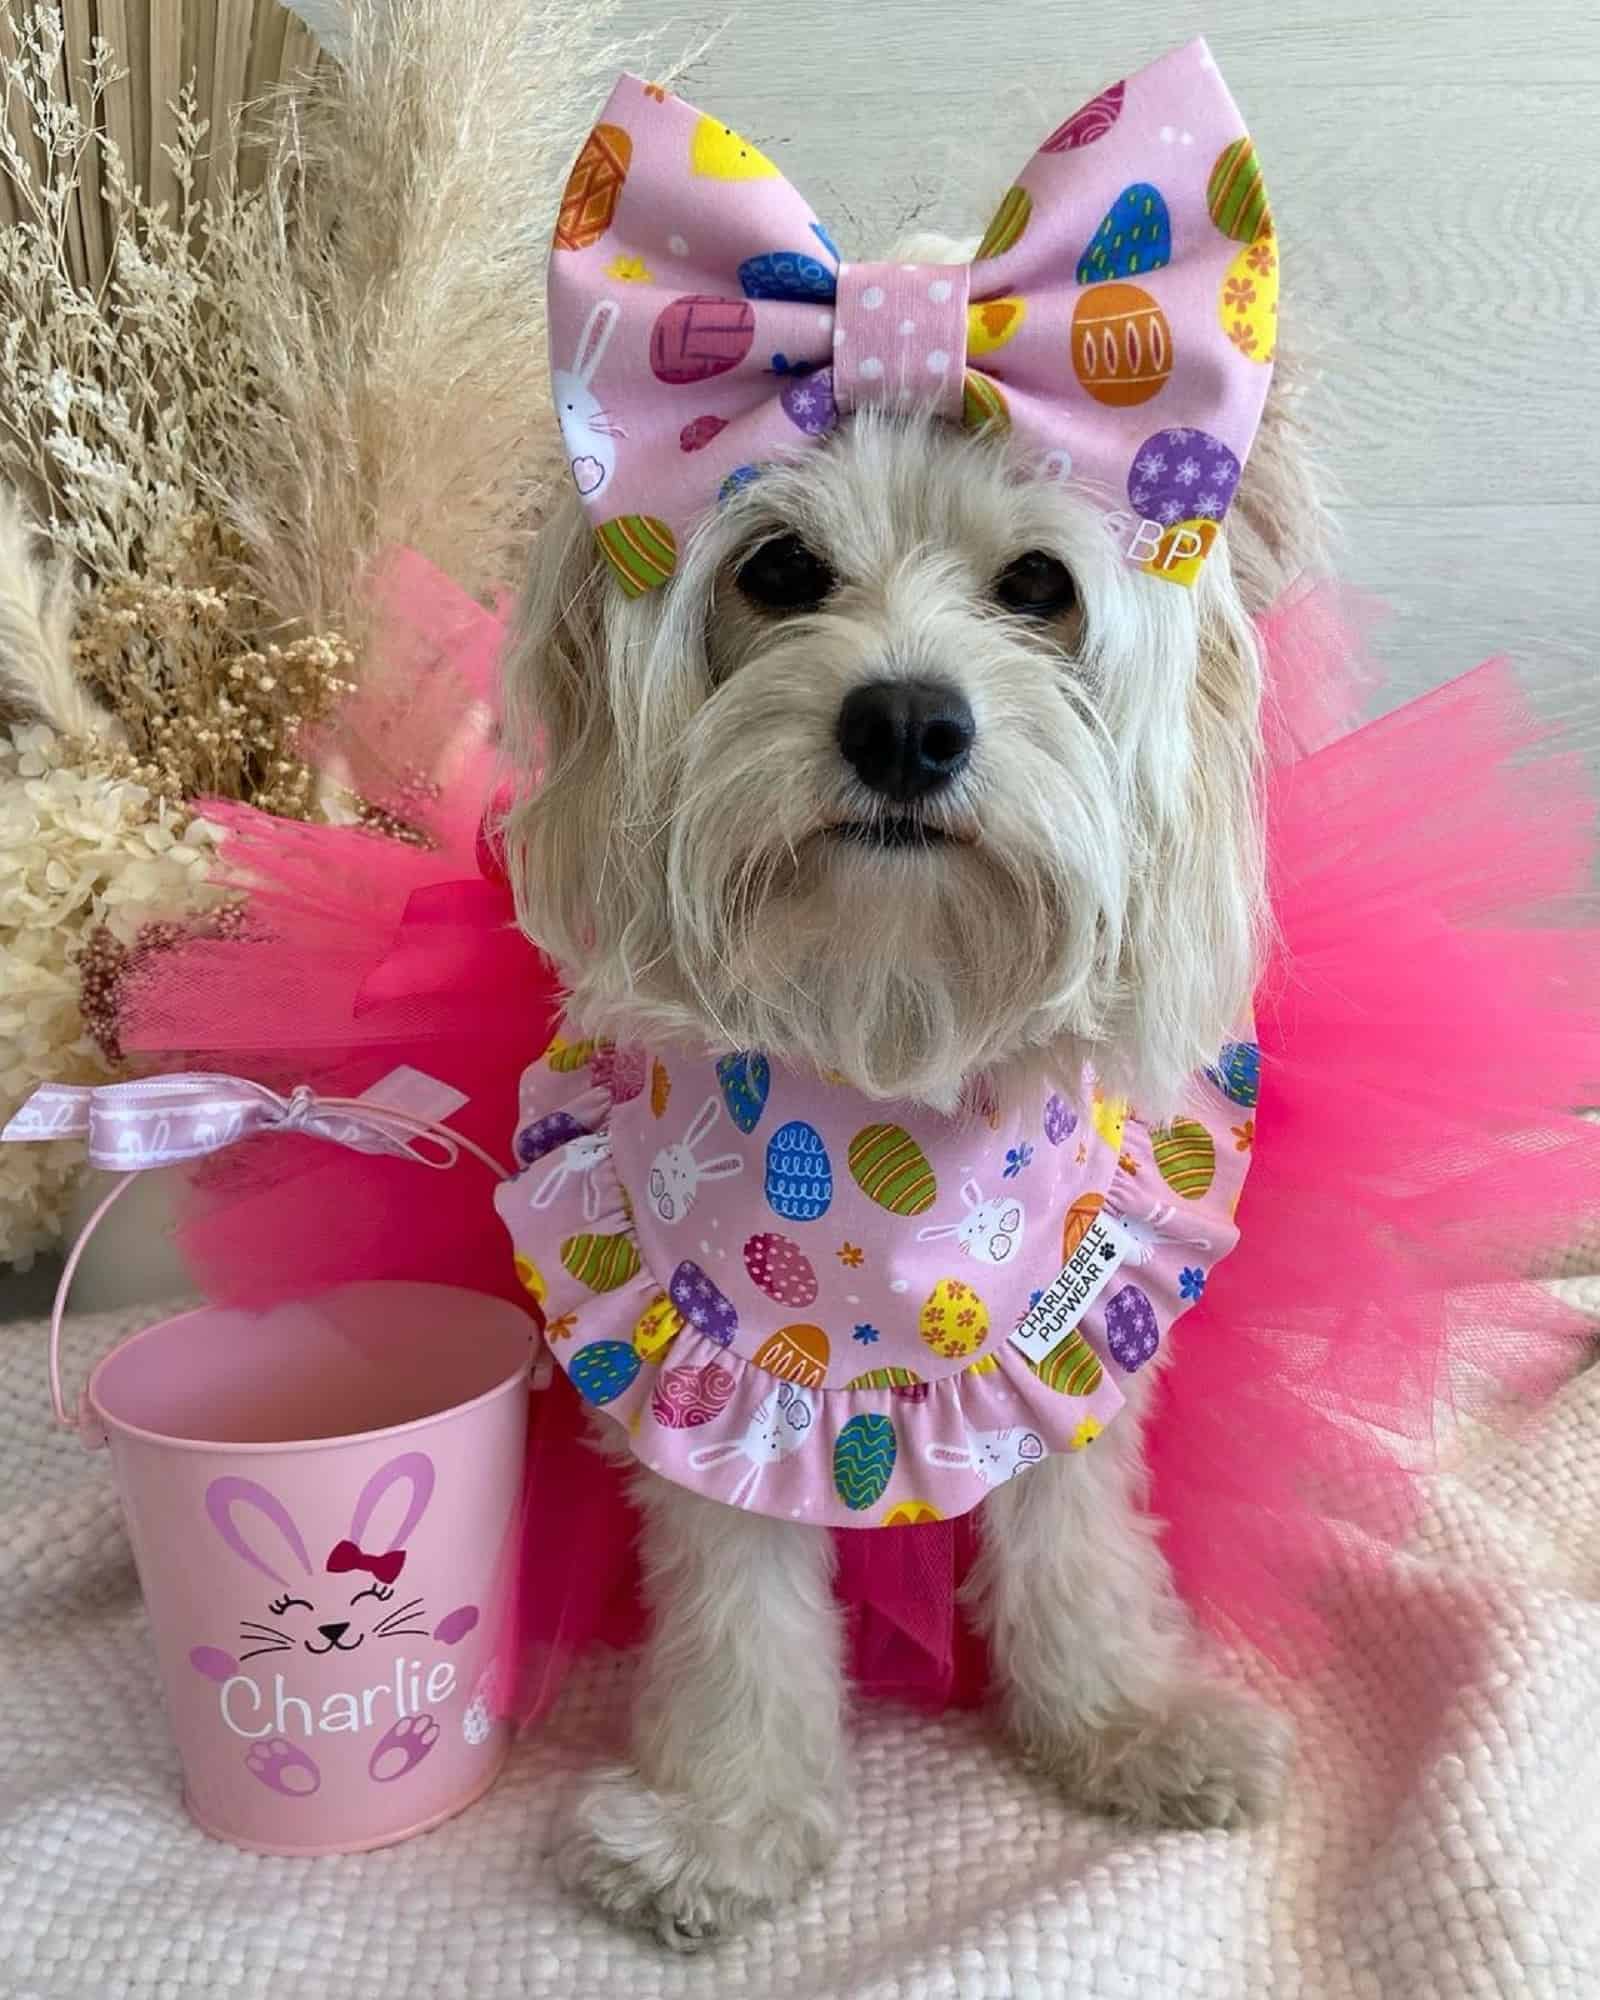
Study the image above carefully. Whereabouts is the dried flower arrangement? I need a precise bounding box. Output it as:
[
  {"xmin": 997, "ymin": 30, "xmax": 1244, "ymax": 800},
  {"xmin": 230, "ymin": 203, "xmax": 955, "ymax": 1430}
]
[{"xmin": 0, "ymin": 0, "xmax": 625, "ymax": 1265}]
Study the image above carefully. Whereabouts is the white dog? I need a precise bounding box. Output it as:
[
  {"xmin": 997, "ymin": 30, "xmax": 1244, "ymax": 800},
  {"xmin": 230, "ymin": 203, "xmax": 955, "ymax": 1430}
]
[{"xmin": 500, "ymin": 221, "xmax": 1318, "ymax": 1945}]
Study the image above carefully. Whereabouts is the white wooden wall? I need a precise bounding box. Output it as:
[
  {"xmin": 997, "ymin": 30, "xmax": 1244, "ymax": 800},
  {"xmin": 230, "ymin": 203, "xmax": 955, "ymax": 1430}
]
[{"xmin": 613, "ymin": 0, "xmax": 1599, "ymax": 713}]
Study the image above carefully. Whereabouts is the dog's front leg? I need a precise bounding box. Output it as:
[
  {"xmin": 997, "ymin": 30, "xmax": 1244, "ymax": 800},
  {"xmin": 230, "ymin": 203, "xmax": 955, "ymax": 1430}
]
[
  {"xmin": 967, "ymin": 1392, "xmax": 1289, "ymax": 1829},
  {"xmin": 560, "ymin": 1468, "xmax": 844, "ymax": 1951}
]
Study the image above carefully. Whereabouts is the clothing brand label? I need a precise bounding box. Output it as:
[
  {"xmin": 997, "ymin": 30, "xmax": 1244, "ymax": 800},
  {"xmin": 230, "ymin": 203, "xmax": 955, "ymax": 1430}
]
[{"xmin": 1008, "ymin": 1213, "xmax": 1131, "ymax": 1365}]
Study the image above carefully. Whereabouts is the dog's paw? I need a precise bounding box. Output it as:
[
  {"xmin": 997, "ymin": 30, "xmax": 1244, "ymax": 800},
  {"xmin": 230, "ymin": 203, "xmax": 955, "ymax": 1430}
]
[
  {"xmin": 1018, "ymin": 1683, "xmax": 1291, "ymax": 1831},
  {"xmin": 557, "ymin": 1763, "xmax": 838, "ymax": 1952}
]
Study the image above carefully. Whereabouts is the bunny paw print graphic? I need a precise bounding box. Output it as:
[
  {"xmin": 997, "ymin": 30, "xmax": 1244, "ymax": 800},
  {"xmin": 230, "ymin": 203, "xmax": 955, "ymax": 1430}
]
[{"xmin": 556, "ymin": 299, "xmax": 625, "ymax": 497}]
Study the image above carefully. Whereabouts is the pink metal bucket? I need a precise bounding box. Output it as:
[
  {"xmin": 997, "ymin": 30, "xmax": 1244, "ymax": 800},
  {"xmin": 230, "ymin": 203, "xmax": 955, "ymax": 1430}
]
[{"xmin": 10, "ymin": 1072, "xmax": 533, "ymax": 1856}]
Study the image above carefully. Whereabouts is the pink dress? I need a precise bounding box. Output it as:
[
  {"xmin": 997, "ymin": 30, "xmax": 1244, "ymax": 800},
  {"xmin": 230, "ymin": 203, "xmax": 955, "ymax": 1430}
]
[{"xmin": 496, "ymin": 1045, "xmax": 1249, "ymax": 1526}]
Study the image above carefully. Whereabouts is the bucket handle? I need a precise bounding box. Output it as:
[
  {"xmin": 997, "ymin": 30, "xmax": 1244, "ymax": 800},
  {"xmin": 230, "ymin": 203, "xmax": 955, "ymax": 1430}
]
[{"xmin": 1, "ymin": 1073, "xmax": 510, "ymax": 1436}]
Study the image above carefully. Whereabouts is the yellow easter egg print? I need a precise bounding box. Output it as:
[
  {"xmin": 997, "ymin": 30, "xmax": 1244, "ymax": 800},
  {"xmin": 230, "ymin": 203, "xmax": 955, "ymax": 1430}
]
[
  {"xmin": 546, "ymin": 1035, "xmax": 596, "ymax": 1073},
  {"xmin": 882, "ymin": 1500, "xmax": 944, "ymax": 1526},
  {"xmin": 514, "ymin": 1253, "xmax": 547, "ymax": 1305},
  {"xmin": 964, "ymin": 1352, "xmax": 1000, "ymax": 1376},
  {"xmin": 1218, "ymin": 227, "xmax": 1277, "ymax": 364},
  {"xmin": 1091, "ymin": 1087, "xmax": 1128, "ymax": 1152},
  {"xmin": 1070, "ymin": 1417, "xmax": 1104, "ymax": 1450},
  {"xmin": 691, "ymin": 115, "xmax": 779, "ymax": 180},
  {"xmin": 1140, "ymin": 517, "xmax": 1218, "ymax": 588},
  {"xmin": 633, "ymin": 1291, "xmax": 685, "ymax": 1361},
  {"xmin": 919, "ymin": 1277, "xmax": 990, "ymax": 1360},
  {"xmin": 966, "ymin": 296, "xmax": 1026, "ymax": 357}
]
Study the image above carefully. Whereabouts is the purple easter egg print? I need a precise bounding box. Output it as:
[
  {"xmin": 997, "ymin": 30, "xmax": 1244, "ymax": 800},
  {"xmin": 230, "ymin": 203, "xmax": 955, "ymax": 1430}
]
[
  {"xmin": 669, "ymin": 1258, "xmax": 740, "ymax": 1346},
  {"xmin": 516, "ymin": 1108, "xmax": 586, "ymax": 1166},
  {"xmin": 1042, "ymin": 80, "xmax": 1125, "ymax": 153},
  {"xmin": 780, "ymin": 367, "xmax": 836, "ymax": 436},
  {"xmin": 650, "ymin": 295, "xmax": 756, "ymax": 385},
  {"xmin": 1128, "ymin": 429, "xmax": 1241, "ymax": 528},
  {"xmin": 680, "ymin": 412, "xmax": 728, "ymax": 453},
  {"xmin": 1043, "ymin": 1093, "xmax": 1078, "ymax": 1146},
  {"xmin": 1103, "ymin": 1283, "xmax": 1160, "ymax": 1371}
]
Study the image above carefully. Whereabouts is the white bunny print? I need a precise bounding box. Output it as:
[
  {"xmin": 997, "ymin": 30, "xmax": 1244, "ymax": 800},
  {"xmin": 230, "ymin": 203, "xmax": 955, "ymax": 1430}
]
[
  {"xmin": 924, "ymin": 1423, "xmax": 1046, "ymax": 1488},
  {"xmin": 648, "ymin": 1094, "xmax": 744, "ymax": 1224},
  {"xmin": 686, "ymin": 1382, "xmax": 816, "ymax": 1507},
  {"xmin": 529, "ymin": 1130, "xmax": 613, "ymax": 1223},
  {"xmin": 916, "ymin": 1178, "xmax": 1025, "ymax": 1267},
  {"xmin": 1112, "ymin": 1199, "xmax": 1213, "ymax": 1269},
  {"xmin": 555, "ymin": 299, "xmax": 624, "ymax": 498}
]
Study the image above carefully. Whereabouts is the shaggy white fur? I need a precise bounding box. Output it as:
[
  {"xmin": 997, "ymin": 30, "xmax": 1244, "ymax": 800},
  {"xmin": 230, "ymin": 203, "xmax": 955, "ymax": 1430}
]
[{"xmin": 502, "ymin": 258, "xmax": 1320, "ymax": 1947}]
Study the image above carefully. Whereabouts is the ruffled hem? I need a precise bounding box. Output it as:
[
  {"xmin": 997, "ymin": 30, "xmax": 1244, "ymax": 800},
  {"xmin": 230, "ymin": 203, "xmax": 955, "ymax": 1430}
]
[{"xmin": 496, "ymin": 1050, "xmax": 1250, "ymax": 1529}]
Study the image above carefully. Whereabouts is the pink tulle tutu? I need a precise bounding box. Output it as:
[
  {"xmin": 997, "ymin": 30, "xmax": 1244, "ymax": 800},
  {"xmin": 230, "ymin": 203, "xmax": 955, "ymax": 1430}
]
[{"xmin": 121, "ymin": 554, "xmax": 1600, "ymax": 1715}]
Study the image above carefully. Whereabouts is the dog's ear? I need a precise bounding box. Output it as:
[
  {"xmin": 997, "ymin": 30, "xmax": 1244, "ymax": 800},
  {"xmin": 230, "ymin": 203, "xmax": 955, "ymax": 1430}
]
[
  {"xmin": 499, "ymin": 493, "xmax": 617, "ymax": 972},
  {"xmin": 1119, "ymin": 556, "xmax": 1266, "ymax": 1118},
  {"xmin": 1225, "ymin": 334, "xmax": 1330, "ymax": 613}
]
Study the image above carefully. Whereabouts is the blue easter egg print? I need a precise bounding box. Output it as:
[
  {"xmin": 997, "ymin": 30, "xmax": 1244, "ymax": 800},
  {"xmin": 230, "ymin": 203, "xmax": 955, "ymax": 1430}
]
[
  {"xmin": 568, "ymin": 1339, "xmax": 641, "ymax": 1406},
  {"xmin": 669, "ymin": 1259, "xmax": 740, "ymax": 1346},
  {"xmin": 833, "ymin": 1411, "xmax": 897, "ymax": 1510},
  {"xmin": 738, "ymin": 249, "xmax": 837, "ymax": 302},
  {"xmin": 516, "ymin": 1108, "xmax": 586, "ymax": 1166},
  {"xmin": 1076, "ymin": 183, "xmax": 1172, "ymax": 284},
  {"xmin": 716, "ymin": 1050, "xmax": 771, "ymax": 1133},
  {"xmin": 811, "ymin": 221, "xmax": 841, "ymax": 264},
  {"xmin": 1103, "ymin": 1284, "xmax": 1160, "ymax": 1372},
  {"xmin": 1207, "ymin": 1039, "xmax": 1260, "ymax": 1109},
  {"xmin": 765, "ymin": 1121, "xmax": 833, "ymax": 1222},
  {"xmin": 718, "ymin": 464, "xmax": 762, "ymax": 505}
]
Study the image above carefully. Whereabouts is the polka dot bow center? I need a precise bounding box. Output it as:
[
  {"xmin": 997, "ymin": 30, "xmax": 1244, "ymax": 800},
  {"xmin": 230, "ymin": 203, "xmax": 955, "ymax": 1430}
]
[{"xmin": 547, "ymin": 36, "xmax": 1277, "ymax": 595}]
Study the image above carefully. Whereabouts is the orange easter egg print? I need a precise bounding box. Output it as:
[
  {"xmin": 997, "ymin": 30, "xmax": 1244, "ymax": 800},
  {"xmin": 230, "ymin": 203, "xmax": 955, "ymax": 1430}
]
[
  {"xmin": 881, "ymin": 1500, "xmax": 943, "ymax": 1526},
  {"xmin": 556, "ymin": 123, "xmax": 632, "ymax": 253},
  {"xmin": 514, "ymin": 1253, "xmax": 547, "ymax": 1304},
  {"xmin": 1141, "ymin": 517, "xmax": 1218, "ymax": 586},
  {"xmin": 650, "ymin": 1059, "xmax": 671, "ymax": 1118},
  {"xmin": 1061, "ymin": 1191, "xmax": 1105, "ymax": 1262},
  {"xmin": 1071, "ymin": 283, "xmax": 1173, "ymax": 408},
  {"xmin": 753, "ymin": 1322, "xmax": 830, "ymax": 1389}
]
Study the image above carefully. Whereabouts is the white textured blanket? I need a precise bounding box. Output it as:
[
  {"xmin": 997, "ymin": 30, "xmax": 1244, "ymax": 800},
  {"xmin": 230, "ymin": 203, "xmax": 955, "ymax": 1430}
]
[{"xmin": 3, "ymin": 1293, "xmax": 1599, "ymax": 2000}]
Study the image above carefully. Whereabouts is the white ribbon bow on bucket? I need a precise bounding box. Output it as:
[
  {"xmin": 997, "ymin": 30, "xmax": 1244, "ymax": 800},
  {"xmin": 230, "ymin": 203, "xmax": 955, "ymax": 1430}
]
[{"xmin": 3, "ymin": 1071, "xmax": 511, "ymax": 1432}]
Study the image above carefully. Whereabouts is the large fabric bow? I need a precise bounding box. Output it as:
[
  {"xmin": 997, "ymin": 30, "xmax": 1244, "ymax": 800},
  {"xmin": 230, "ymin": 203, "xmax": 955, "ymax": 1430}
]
[{"xmin": 547, "ymin": 37, "xmax": 1277, "ymax": 595}]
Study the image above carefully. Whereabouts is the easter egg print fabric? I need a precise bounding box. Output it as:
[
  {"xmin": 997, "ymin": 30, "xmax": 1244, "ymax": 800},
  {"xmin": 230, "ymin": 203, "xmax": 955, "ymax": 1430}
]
[
  {"xmin": 495, "ymin": 1032, "xmax": 1253, "ymax": 1529},
  {"xmin": 545, "ymin": 39, "xmax": 1276, "ymax": 595}
]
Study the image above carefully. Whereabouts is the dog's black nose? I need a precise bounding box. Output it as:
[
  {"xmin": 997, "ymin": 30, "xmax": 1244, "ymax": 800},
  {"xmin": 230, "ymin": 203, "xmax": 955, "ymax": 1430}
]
[
  {"xmin": 317, "ymin": 1621, "xmax": 351, "ymax": 1644},
  {"xmin": 836, "ymin": 679, "xmax": 975, "ymax": 803}
]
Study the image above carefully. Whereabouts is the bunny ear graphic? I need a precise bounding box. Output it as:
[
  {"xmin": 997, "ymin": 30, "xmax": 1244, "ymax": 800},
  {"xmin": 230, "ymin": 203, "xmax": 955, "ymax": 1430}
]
[
  {"xmin": 349, "ymin": 1452, "xmax": 436, "ymax": 1551},
  {"xmin": 206, "ymin": 1477, "xmax": 313, "ymax": 1585},
  {"xmin": 574, "ymin": 299, "xmax": 619, "ymax": 385}
]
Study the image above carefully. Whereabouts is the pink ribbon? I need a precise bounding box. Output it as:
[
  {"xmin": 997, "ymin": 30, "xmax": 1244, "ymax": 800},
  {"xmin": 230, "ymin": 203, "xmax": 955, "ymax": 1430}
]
[{"xmin": 2, "ymin": 1074, "xmax": 464, "ymax": 1173}]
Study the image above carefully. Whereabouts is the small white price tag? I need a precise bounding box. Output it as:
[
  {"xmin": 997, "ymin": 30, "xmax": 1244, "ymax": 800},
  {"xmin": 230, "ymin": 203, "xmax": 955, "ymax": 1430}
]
[
  {"xmin": 1008, "ymin": 1212, "xmax": 1131, "ymax": 1366},
  {"xmin": 357, "ymin": 1065, "xmax": 469, "ymax": 1127}
]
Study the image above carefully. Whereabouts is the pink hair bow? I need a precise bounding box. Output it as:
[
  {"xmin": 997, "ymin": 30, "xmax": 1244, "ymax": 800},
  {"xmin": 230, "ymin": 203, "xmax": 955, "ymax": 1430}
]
[{"xmin": 547, "ymin": 37, "xmax": 1277, "ymax": 595}]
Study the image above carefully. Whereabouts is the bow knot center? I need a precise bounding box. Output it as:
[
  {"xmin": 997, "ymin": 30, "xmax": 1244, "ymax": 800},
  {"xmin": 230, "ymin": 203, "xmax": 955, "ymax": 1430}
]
[{"xmin": 831, "ymin": 261, "xmax": 971, "ymax": 420}]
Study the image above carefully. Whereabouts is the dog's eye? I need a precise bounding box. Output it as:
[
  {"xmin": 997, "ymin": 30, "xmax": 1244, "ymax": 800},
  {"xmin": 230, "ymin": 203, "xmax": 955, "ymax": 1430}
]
[
  {"xmin": 735, "ymin": 533, "xmax": 836, "ymax": 612},
  {"xmin": 993, "ymin": 551, "xmax": 1077, "ymax": 617}
]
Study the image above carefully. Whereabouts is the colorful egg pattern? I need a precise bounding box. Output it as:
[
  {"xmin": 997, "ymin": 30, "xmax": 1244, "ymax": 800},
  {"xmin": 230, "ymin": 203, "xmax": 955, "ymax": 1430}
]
[
  {"xmin": 595, "ymin": 516, "xmax": 676, "ymax": 595},
  {"xmin": 1128, "ymin": 429, "xmax": 1241, "ymax": 528},
  {"xmin": 592, "ymin": 1042, "xmax": 646, "ymax": 1103},
  {"xmin": 1219, "ymin": 230, "xmax": 1277, "ymax": 364},
  {"xmin": 737, "ymin": 250, "xmax": 836, "ymax": 301},
  {"xmin": 650, "ymin": 295, "xmax": 756, "ymax": 385},
  {"xmin": 846, "ymin": 1366, "xmax": 923, "ymax": 1391},
  {"xmin": 719, "ymin": 465, "xmax": 762, "ymax": 504},
  {"xmin": 765, "ymin": 1121, "xmax": 833, "ymax": 1221},
  {"xmin": 881, "ymin": 1499, "xmax": 943, "ymax": 1525},
  {"xmin": 753, "ymin": 1322, "xmax": 830, "ymax": 1389},
  {"xmin": 919, "ymin": 1277, "xmax": 989, "ymax": 1359},
  {"xmin": 744, "ymin": 1231, "xmax": 818, "ymax": 1307},
  {"xmin": 669, "ymin": 1259, "xmax": 740, "ymax": 1345},
  {"xmin": 1071, "ymin": 283, "xmax": 1173, "ymax": 408},
  {"xmin": 555, "ymin": 123, "xmax": 631, "ymax": 252},
  {"xmin": 561, "ymin": 1231, "xmax": 641, "ymax": 1293},
  {"xmin": 1207, "ymin": 138, "xmax": 1271, "ymax": 244},
  {"xmin": 514, "ymin": 1253, "xmax": 546, "ymax": 1304},
  {"xmin": 962, "ymin": 371, "xmax": 1009, "ymax": 431},
  {"xmin": 1035, "ymin": 1329, "xmax": 1105, "ymax": 1396},
  {"xmin": 1041, "ymin": 80, "xmax": 1125, "ymax": 153},
  {"xmin": 966, "ymin": 297, "xmax": 1026, "ymax": 357},
  {"xmin": 1141, "ymin": 518, "xmax": 1218, "ymax": 585},
  {"xmin": 848, "ymin": 1123, "xmax": 936, "ymax": 1217},
  {"xmin": 1062, "ymin": 1190, "xmax": 1105, "ymax": 1262},
  {"xmin": 1152, "ymin": 1118, "xmax": 1216, "ymax": 1198},
  {"xmin": 516, "ymin": 1108, "xmax": 586, "ymax": 1167},
  {"xmin": 780, "ymin": 368, "xmax": 836, "ymax": 436},
  {"xmin": 1043, "ymin": 1093, "xmax": 1078, "ymax": 1146},
  {"xmin": 545, "ymin": 1035, "xmax": 595, "ymax": 1073},
  {"xmin": 1103, "ymin": 1283, "xmax": 1160, "ymax": 1371},
  {"xmin": 679, "ymin": 413, "xmax": 728, "ymax": 453},
  {"xmin": 690, "ymin": 115, "xmax": 780, "ymax": 181},
  {"xmin": 632, "ymin": 1292, "xmax": 686, "ymax": 1360},
  {"xmin": 975, "ymin": 185, "xmax": 1032, "ymax": 262},
  {"xmin": 650, "ymin": 1059, "xmax": 671, "ymax": 1117},
  {"xmin": 833, "ymin": 1412, "xmax": 898, "ymax": 1510},
  {"xmin": 650, "ymin": 1359, "xmax": 737, "ymax": 1429},
  {"xmin": 1076, "ymin": 184, "xmax": 1171, "ymax": 284},
  {"xmin": 569, "ymin": 1339, "xmax": 640, "ymax": 1405},
  {"xmin": 1090, "ymin": 1089, "xmax": 1128, "ymax": 1152},
  {"xmin": 716, "ymin": 1050, "xmax": 771, "ymax": 1132},
  {"xmin": 1208, "ymin": 1039, "xmax": 1260, "ymax": 1108}
]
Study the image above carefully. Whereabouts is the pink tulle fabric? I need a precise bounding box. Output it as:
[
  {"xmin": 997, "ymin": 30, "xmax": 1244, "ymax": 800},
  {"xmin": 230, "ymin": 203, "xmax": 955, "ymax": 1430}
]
[{"xmin": 122, "ymin": 555, "xmax": 1600, "ymax": 1717}]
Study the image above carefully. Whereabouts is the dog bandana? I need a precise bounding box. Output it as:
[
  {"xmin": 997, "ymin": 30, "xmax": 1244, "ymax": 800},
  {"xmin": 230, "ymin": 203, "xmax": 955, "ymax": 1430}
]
[
  {"xmin": 496, "ymin": 1036, "xmax": 1256, "ymax": 1528},
  {"xmin": 547, "ymin": 37, "xmax": 1277, "ymax": 594}
]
